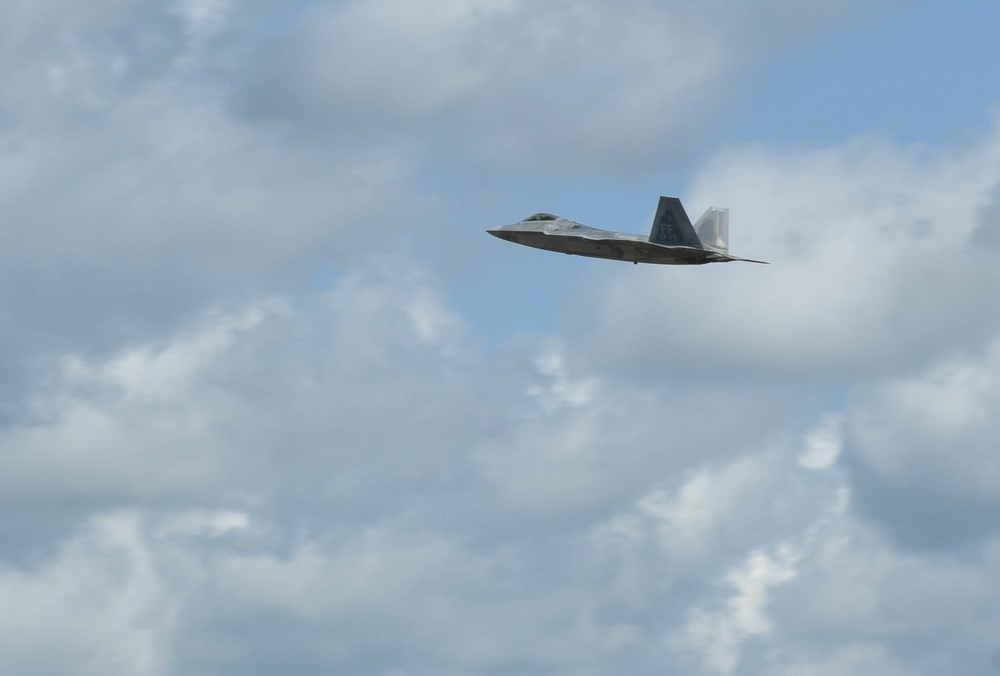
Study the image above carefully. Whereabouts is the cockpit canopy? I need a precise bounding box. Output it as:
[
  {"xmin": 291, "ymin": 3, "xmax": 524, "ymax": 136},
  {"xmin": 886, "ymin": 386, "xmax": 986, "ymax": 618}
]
[{"xmin": 524, "ymin": 213, "xmax": 558, "ymax": 222}]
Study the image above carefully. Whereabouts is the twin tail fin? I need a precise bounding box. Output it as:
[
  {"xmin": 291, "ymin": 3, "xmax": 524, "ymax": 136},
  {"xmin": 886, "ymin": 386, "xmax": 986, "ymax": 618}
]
[{"xmin": 648, "ymin": 195, "xmax": 767, "ymax": 264}]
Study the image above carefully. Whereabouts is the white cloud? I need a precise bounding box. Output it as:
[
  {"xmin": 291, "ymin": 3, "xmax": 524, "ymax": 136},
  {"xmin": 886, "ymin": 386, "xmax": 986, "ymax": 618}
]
[
  {"xmin": 844, "ymin": 337, "xmax": 1000, "ymax": 545},
  {"xmin": 3, "ymin": 2, "xmax": 1000, "ymax": 674},
  {"xmin": 767, "ymin": 521, "xmax": 1000, "ymax": 675},
  {"xmin": 799, "ymin": 414, "xmax": 843, "ymax": 470},
  {"xmin": 0, "ymin": 0, "xmax": 429, "ymax": 389},
  {"xmin": 527, "ymin": 338, "xmax": 600, "ymax": 410},
  {"xmin": 0, "ymin": 306, "xmax": 267, "ymax": 506},
  {"xmin": 673, "ymin": 546, "xmax": 800, "ymax": 675},
  {"xmin": 170, "ymin": 0, "xmax": 232, "ymax": 43},
  {"xmin": 850, "ymin": 340, "xmax": 1000, "ymax": 499},
  {"xmin": 0, "ymin": 253, "xmax": 823, "ymax": 672},
  {"xmin": 773, "ymin": 644, "xmax": 914, "ymax": 676},
  {"xmin": 0, "ymin": 513, "xmax": 178, "ymax": 676},
  {"xmin": 238, "ymin": 0, "xmax": 857, "ymax": 173},
  {"xmin": 583, "ymin": 127, "xmax": 1000, "ymax": 378},
  {"xmin": 155, "ymin": 509, "xmax": 250, "ymax": 538},
  {"xmin": 636, "ymin": 454, "xmax": 795, "ymax": 563},
  {"xmin": 1, "ymin": 262, "xmax": 999, "ymax": 673}
]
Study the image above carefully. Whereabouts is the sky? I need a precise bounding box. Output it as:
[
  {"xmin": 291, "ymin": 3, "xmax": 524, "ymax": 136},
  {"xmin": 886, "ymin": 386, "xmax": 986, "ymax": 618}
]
[{"xmin": 2, "ymin": 0, "xmax": 1000, "ymax": 674}]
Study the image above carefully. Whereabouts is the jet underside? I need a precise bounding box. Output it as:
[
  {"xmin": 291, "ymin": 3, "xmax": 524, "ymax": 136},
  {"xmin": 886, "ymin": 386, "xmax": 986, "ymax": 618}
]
[{"xmin": 494, "ymin": 229, "xmax": 718, "ymax": 265}]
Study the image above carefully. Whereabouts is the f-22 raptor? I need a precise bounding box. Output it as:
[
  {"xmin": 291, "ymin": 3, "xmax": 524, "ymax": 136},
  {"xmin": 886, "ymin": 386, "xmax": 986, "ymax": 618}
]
[{"xmin": 487, "ymin": 196, "xmax": 767, "ymax": 265}]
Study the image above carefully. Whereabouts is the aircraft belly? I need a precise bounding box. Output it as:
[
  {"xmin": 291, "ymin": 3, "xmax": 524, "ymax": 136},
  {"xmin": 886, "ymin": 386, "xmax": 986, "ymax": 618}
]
[
  {"xmin": 563, "ymin": 238, "xmax": 626, "ymax": 259},
  {"xmin": 564, "ymin": 238, "xmax": 707, "ymax": 264},
  {"xmin": 513, "ymin": 233, "xmax": 710, "ymax": 265}
]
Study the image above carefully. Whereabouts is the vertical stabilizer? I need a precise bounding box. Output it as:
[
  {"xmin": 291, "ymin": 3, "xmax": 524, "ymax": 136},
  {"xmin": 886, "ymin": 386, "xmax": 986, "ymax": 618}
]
[
  {"xmin": 694, "ymin": 207, "xmax": 729, "ymax": 254},
  {"xmin": 648, "ymin": 197, "xmax": 702, "ymax": 248}
]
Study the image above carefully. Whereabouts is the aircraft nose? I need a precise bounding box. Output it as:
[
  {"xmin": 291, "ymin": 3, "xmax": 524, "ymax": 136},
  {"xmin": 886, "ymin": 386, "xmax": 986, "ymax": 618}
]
[{"xmin": 487, "ymin": 227, "xmax": 515, "ymax": 241}]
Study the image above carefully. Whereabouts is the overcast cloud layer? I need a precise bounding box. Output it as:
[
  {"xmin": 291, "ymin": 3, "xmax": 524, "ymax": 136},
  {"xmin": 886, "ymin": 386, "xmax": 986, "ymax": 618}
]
[{"xmin": 3, "ymin": 1, "xmax": 1000, "ymax": 675}]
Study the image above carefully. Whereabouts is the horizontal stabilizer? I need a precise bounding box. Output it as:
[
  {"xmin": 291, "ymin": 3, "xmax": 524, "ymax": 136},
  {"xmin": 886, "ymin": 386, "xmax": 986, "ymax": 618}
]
[{"xmin": 717, "ymin": 254, "xmax": 769, "ymax": 264}]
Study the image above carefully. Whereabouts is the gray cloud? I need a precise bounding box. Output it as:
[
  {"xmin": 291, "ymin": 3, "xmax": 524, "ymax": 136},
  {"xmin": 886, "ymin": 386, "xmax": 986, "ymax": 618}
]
[
  {"xmin": 0, "ymin": 257, "xmax": 794, "ymax": 544},
  {"xmin": 233, "ymin": 0, "xmax": 857, "ymax": 174},
  {"xmin": 0, "ymin": 0, "xmax": 424, "ymax": 400},
  {"xmin": 844, "ymin": 338, "xmax": 1000, "ymax": 547},
  {"xmin": 580, "ymin": 132, "xmax": 1000, "ymax": 380},
  {"xmin": 3, "ymin": 1, "xmax": 1000, "ymax": 674},
  {"xmin": 5, "ymin": 251, "xmax": 997, "ymax": 674}
]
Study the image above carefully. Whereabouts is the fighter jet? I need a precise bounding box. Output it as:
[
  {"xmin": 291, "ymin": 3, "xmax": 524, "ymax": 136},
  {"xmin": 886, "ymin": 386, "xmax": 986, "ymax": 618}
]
[{"xmin": 487, "ymin": 196, "xmax": 767, "ymax": 265}]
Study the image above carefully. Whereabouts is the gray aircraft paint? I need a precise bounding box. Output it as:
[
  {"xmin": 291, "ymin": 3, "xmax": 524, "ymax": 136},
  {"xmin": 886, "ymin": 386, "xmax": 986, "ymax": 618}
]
[{"xmin": 487, "ymin": 196, "xmax": 767, "ymax": 265}]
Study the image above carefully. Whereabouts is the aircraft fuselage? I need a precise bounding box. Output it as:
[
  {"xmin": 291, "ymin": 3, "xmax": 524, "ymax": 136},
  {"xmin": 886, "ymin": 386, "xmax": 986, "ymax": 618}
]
[
  {"xmin": 488, "ymin": 218, "xmax": 719, "ymax": 265},
  {"xmin": 487, "ymin": 198, "xmax": 767, "ymax": 266}
]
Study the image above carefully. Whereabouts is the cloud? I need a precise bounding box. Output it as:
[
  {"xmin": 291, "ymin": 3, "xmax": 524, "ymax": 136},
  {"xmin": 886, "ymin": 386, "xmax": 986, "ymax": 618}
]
[
  {"xmin": 0, "ymin": 512, "xmax": 178, "ymax": 676},
  {"xmin": 0, "ymin": 0, "xmax": 425, "ymax": 397},
  {"xmin": 235, "ymin": 0, "xmax": 857, "ymax": 174},
  {"xmin": 0, "ymin": 260, "xmax": 480, "ymax": 536},
  {"xmin": 672, "ymin": 546, "xmax": 800, "ymax": 675},
  {"xmin": 766, "ymin": 521, "xmax": 1000, "ymax": 675},
  {"xmin": 0, "ymin": 244, "xmax": 832, "ymax": 672},
  {"xmin": 581, "ymin": 127, "xmax": 1000, "ymax": 379},
  {"xmin": 4, "ymin": 2, "xmax": 1000, "ymax": 674},
  {"xmin": 771, "ymin": 645, "xmax": 915, "ymax": 676},
  {"xmin": 0, "ymin": 254, "xmax": 793, "ymax": 542},
  {"xmin": 2, "ymin": 250, "xmax": 1000, "ymax": 673},
  {"xmin": 844, "ymin": 337, "xmax": 1000, "ymax": 546}
]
